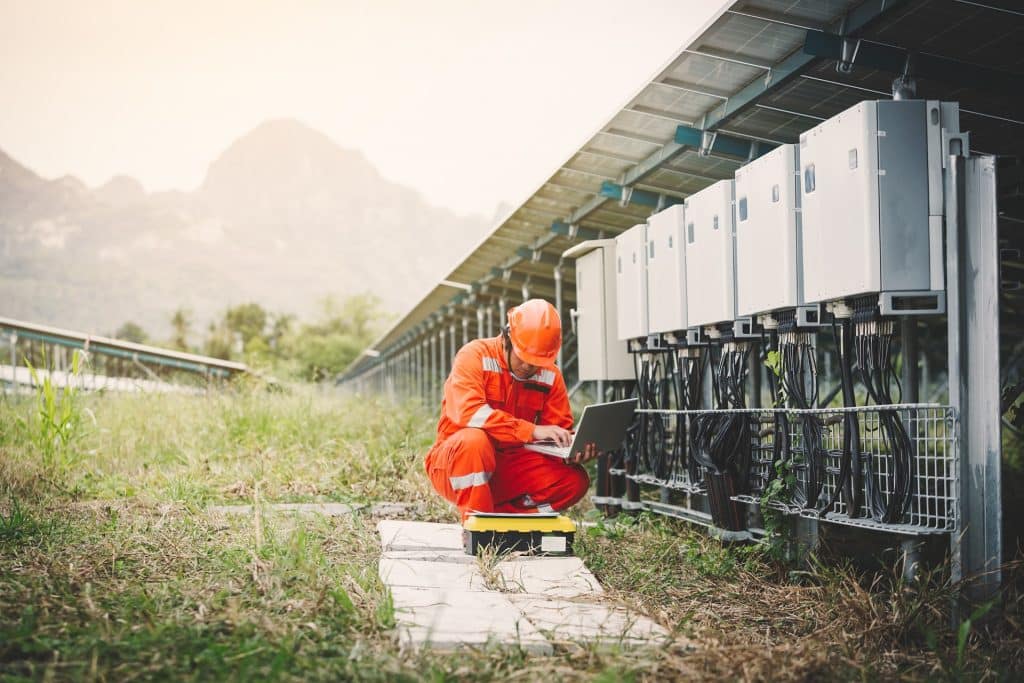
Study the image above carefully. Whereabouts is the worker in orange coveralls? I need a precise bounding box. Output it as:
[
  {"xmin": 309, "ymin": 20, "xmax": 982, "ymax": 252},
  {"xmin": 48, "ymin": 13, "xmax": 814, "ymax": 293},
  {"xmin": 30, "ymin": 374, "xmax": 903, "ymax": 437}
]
[{"xmin": 424, "ymin": 299, "xmax": 599, "ymax": 520}]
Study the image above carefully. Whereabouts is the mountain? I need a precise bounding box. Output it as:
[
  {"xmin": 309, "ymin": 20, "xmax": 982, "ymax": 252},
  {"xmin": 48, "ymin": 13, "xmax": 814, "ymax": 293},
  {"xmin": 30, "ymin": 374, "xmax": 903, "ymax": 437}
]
[{"xmin": 0, "ymin": 120, "xmax": 490, "ymax": 339}]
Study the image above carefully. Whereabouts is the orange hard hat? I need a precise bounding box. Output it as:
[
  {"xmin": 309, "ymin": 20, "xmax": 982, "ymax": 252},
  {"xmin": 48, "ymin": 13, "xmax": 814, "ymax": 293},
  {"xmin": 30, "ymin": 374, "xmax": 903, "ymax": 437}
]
[{"xmin": 506, "ymin": 299, "xmax": 561, "ymax": 368}]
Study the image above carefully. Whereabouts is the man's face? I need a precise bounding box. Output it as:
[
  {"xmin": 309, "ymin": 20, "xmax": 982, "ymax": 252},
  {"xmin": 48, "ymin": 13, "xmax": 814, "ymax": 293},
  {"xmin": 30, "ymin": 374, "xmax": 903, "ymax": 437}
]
[{"xmin": 508, "ymin": 351, "xmax": 539, "ymax": 380}]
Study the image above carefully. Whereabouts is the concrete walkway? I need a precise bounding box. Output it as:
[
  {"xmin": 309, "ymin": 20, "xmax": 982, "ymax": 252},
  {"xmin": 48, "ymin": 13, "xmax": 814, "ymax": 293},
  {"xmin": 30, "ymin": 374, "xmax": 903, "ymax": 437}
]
[
  {"xmin": 207, "ymin": 502, "xmax": 414, "ymax": 517},
  {"xmin": 378, "ymin": 520, "xmax": 669, "ymax": 653}
]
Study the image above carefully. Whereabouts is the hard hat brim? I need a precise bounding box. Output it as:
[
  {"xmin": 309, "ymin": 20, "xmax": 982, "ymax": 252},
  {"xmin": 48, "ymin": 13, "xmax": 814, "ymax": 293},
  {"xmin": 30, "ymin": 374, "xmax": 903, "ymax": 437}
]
[{"xmin": 512, "ymin": 345, "xmax": 558, "ymax": 369}]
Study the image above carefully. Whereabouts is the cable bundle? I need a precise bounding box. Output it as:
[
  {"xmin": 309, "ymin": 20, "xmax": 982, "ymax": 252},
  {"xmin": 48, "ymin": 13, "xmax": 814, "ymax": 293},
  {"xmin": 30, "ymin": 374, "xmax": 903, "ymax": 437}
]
[
  {"xmin": 854, "ymin": 319, "xmax": 914, "ymax": 523},
  {"xmin": 834, "ymin": 318, "xmax": 863, "ymax": 518},
  {"xmin": 690, "ymin": 343, "xmax": 752, "ymax": 531},
  {"xmin": 632, "ymin": 350, "xmax": 680, "ymax": 482},
  {"xmin": 778, "ymin": 332, "xmax": 830, "ymax": 512},
  {"xmin": 673, "ymin": 349, "xmax": 706, "ymax": 488},
  {"xmin": 758, "ymin": 331, "xmax": 789, "ymax": 496}
]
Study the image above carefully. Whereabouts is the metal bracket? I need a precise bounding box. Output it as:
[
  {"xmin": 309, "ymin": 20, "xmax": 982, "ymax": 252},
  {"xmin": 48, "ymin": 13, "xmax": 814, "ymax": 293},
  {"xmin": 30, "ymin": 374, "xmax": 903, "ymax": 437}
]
[
  {"xmin": 699, "ymin": 130, "xmax": 718, "ymax": 157},
  {"xmin": 619, "ymin": 186, "xmax": 634, "ymax": 208},
  {"xmin": 837, "ymin": 37, "xmax": 861, "ymax": 74}
]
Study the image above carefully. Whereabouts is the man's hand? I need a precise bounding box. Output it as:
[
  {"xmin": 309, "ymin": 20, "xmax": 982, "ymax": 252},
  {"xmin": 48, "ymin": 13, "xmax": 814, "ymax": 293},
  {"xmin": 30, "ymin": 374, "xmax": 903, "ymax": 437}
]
[
  {"xmin": 532, "ymin": 424, "xmax": 572, "ymax": 446},
  {"xmin": 571, "ymin": 442, "xmax": 602, "ymax": 465}
]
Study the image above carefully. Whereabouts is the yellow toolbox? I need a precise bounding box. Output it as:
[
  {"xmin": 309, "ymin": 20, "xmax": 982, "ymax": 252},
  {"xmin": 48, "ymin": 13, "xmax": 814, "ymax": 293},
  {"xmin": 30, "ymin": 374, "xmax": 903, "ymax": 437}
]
[{"xmin": 462, "ymin": 513, "xmax": 576, "ymax": 556}]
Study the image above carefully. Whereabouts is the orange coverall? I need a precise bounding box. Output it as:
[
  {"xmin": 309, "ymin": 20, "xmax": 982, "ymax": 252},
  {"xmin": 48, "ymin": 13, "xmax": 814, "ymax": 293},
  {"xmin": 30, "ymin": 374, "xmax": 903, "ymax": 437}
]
[{"xmin": 423, "ymin": 335, "xmax": 589, "ymax": 517}]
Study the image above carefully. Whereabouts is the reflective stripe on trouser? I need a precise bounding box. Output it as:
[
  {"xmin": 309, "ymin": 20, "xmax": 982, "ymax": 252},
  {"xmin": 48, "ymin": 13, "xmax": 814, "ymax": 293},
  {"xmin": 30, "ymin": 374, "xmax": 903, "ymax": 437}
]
[
  {"xmin": 425, "ymin": 432, "xmax": 590, "ymax": 518},
  {"xmin": 425, "ymin": 428, "xmax": 497, "ymax": 514}
]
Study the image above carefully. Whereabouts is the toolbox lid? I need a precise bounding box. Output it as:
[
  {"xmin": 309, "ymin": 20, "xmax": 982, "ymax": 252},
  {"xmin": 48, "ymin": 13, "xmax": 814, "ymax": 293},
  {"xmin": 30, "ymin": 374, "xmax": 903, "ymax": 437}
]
[{"xmin": 464, "ymin": 513, "xmax": 576, "ymax": 534}]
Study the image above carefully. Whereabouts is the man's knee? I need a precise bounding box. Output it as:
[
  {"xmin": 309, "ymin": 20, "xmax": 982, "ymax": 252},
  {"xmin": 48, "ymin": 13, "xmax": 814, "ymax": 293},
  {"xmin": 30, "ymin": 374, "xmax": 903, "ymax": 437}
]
[
  {"xmin": 543, "ymin": 464, "xmax": 589, "ymax": 510},
  {"xmin": 446, "ymin": 428, "xmax": 495, "ymax": 457},
  {"xmin": 564, "ymin": 464, "xmax": 590, "ymax": 505},
  {"xmin": 436, "ymin": 428, "xmax": 496, "ymax": 474}
]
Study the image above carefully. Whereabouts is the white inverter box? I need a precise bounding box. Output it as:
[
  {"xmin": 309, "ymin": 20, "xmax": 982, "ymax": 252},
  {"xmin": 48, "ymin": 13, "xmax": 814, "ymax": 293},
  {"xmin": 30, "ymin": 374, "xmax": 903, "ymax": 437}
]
[
  {"xmin": 614, "ymin": 223, "xmax": 648, "ymax": 341},
  {"xmin": 562, "ymin": 240, "xmax": 633, "ymax": 381},
  {"xmin": 735, "ymin": 143, "xmax": 803, "ymax": 316},
  {"xmin": 646, "ymin": 204, "xmax": 688, "ymax": 334},
  {"xmin": 684, "ymin": 179, "xmax": 736, "ymax": 328},
  {"xmin": 800, "ymin": 99, "xmax": 955, "ymax": 309}
]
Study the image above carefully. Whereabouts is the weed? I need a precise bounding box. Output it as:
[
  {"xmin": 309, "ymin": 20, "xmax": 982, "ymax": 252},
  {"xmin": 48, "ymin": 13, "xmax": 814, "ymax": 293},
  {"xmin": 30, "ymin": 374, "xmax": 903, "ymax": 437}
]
[
  {"xmin": 759, "ymin": 456, "xmax": 797, "ymax": 564},
  {"xmin": 25, "ymin": 349, "xmax": 86, "ymax": 476},
  {"xmin": 0, "ymin": 497, "xmax": 42, "ymax": 545},
  {"xmin": 475, "ymin": 544, "xmax": 525, "ymax": 593}
]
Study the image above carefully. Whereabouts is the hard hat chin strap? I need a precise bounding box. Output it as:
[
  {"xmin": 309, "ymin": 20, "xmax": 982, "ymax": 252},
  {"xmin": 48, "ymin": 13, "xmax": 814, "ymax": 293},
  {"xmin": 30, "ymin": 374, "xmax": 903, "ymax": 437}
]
[{"xmin": 502, "ymin": 326, "xmax": 534, "ymax": 382}]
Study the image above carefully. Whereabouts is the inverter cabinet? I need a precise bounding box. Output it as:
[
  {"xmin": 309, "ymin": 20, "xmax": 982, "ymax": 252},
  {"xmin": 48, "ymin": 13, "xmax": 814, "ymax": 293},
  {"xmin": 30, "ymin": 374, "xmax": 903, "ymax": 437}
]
[
  {"xmin": 562, "ymin": 240, "xmax": 633, "ymax": 381},
  {"xmin": 614, "ymin": 223, "xmax": 649, "ymax": 341},
  {"xmin": 646, "ymin": 204, "xmax": 688, "ymax": 334},
  {"xmin": 735, "ymin": 144, "xmax": 802, "ymax": 316},
  {"xmin": 684, "ymin": 179, "xmax": 736, "ymax": 328},
  {"xmin": 799, "ymin": 99, "xmax": 954, "ymax": 306}
]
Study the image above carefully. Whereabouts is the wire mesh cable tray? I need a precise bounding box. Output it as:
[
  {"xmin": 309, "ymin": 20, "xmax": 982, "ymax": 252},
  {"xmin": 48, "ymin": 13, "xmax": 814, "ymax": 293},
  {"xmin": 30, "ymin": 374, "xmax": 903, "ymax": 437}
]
[{"xmin": 628, "ymin": 404, "xmax": 959, "ymax": 535}]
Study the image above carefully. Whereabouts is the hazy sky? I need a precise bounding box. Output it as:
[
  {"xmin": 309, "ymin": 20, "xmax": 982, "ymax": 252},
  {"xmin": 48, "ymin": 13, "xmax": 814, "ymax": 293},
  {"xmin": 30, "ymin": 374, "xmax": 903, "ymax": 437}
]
[{"xmin": 1, "ymin": 0, "xmax": 728, "ymax": 218}]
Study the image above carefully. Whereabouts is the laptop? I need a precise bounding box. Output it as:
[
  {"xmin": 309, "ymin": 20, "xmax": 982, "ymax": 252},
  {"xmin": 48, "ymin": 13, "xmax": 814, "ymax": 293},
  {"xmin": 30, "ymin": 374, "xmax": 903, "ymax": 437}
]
[{"xmin": 524, "ymin": 398, "xmax": 638, "ymax": 459}]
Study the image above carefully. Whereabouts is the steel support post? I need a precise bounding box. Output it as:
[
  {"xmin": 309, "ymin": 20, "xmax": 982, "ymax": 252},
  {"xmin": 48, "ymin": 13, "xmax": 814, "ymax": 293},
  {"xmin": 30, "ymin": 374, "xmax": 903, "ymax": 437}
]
[
  {"xmin": 462, "ymin": 317, "xmax": 469, "ymax": 348},
  {"xmin": 449, "ymin": 321, "xmax": 457, "ymax": 376},
  {"xmin": 419, "ymin": 339, "xmax": 427, "ymax": 402},
  {"xmin": 7, "ymin": 332, "xmax": 15, "ymax": 393},
  {"xmin": 436, "ymin": 329, "xmax": 445, "ymax": 397},
  {"xmin": 477, "ymin": 307, "xmax": 485, "ymax": 339},
  {"xmin": 499, "ymin": 297, "xmax": 507, "ymax": 327},
  {"xmin": 486, "ymin": 306, "xmax": 494, "ymax": 337},
  {"xmin": 946, "ymin": 153, "xmax": 1002, "ymax": 607},
  {"xmin": 429, "ymin": 333, "xmax": 437, "ymax": 401},
  {"xmin": 554, "ymin": 263, "xmax": 564, "ymax": 369}
]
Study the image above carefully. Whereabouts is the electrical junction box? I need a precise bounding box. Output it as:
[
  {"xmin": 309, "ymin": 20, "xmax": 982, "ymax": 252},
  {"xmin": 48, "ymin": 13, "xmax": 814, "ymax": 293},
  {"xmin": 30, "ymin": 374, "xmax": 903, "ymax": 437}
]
[
  {"xmin": 735, "ymin": 143, "xmax": 803, "ymax": 317},
  {"xmin": 645, "ymin": 204, "xmax": 688, "ymax": 334},
  {"xmin": 562, "ymin": 240, "xmax": 634, "ymax": 381},
  {"xmin": 614, "ymin": 223, "xmax": 649, "ymax": 341},
  {"xmin": 684, "ymin": 179, "xmax": 737, "ymax": 329},
  {"xmin": 799, "ymin": 99, "xmax": 957, "ymax": 310}
]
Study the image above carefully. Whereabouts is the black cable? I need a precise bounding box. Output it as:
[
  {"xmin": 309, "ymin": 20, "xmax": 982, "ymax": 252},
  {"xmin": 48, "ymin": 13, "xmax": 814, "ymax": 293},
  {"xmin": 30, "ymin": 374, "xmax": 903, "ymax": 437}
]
[
  {"xmin": 855, "ymin": 319, "xmax": 914, "ymax": 524},
  {"xmin": 690, "ymin": 343, "xmax": 751, "ymax": 531},
  {"xmin": 779, "ymin": 332, "xmax": 828, "ymax": 512},
  {"xmin": 831, "ymin": 317, "xmax": 863, "ymax": 518}
]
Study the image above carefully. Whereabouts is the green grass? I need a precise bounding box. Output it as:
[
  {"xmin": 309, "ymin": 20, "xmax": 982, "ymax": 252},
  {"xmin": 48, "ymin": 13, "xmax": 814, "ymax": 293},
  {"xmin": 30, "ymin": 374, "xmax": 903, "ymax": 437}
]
[{"xmin": 1, "ymin": 385, "xmax": 1022, "ymax": 681}]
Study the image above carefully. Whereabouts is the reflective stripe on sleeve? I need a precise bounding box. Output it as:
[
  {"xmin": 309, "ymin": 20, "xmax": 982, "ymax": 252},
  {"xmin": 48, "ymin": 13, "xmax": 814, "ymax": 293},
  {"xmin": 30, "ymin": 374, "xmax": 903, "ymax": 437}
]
[
  {"xmin": 482, "ymin": 357, "xmax": 502, "ymax": 373},
  {"xmin": 449, "ymin": 470, "xmax": 492, "ymax": 491},
  {"xmin": 467, "ymin": 404, "xmax": 494, "ymax": 428}
]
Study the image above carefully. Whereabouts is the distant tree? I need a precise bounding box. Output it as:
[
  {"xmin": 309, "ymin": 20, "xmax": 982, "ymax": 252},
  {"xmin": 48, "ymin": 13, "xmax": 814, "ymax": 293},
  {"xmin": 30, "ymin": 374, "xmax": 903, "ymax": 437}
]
[
  {"xmin": 284, "ymin": 293, "xmax": 385, "ymax": 381},
  {"xmin": 204, "ymin": 320, "xmax": 234, "ymax": 360},
  {"xmin": 268, "ymin": 312, "xmax": 295, "ymax": 353},
  {"xmin": 114, "ymin": 321, "xmax": 148, "ymax": 344},
  {"xmin": 225, "ymin": 303, "xmax": 268, "ymax": 351},
  {"xmin": 170, "ymin": 308, "xmax": 191, "ymax": 351}
]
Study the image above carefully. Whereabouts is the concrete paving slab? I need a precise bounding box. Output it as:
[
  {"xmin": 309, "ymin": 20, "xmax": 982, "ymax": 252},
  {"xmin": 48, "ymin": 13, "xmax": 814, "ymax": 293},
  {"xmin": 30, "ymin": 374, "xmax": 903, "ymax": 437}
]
[
  {"xmin": 208, "ymin": 502, "xmax": 417, "ymax": 518},
  {"xmin": 508, "ymin": 595, "xmax": 669, "ymax": 647},
  {"xmin": 378, "ymin": 520, "xmax": 671, "ymax": 653},
  {"xmin": 380, "ymin": 557, "xmax": 485, "ymax": 591},
  {"xmin": 378, "ymin": 520, "xmax": 463, "ymax": 552},
  {"xmin": 390, "ymin": 586, "xmax": 552, "ymax": 654},
  {"xmin": 497, "ymin": 556, "xmax": 603, "ymax": 598},
  {"xmin": 208, "ymin": 503, "xmax": 364, "ymax": 516}
]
